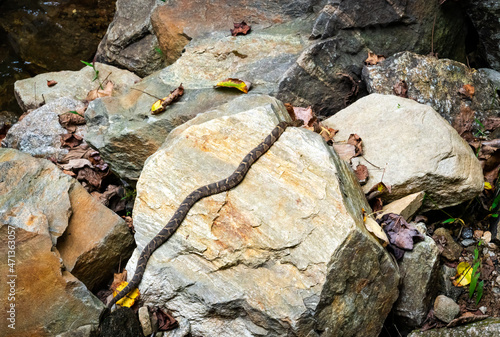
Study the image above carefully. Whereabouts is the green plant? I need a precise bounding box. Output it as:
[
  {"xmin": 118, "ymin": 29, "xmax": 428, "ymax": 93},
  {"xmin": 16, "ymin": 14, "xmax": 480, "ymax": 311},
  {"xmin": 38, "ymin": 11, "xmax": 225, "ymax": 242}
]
[
  {"xmin": 154, "ymin": 46, "xmax": 164, "ymax": 56},
  {"xmin": 397, "ymin": 103, "xmax": 401, "ymax": 109},
  {"xmin": 81, "ymin": 60, "xmax": 103, "ymax": 89},
  {"xmin": 473, "ymin": 118, "xmax": 486, "ymax": 138},
  {"xmin": 121, "ymin": 187, "xmax": 137, "ymax": 201},
  {"xmin": 469, "ymin": 241, "xmax": 484, "ymax": 305},
  {"xmin": 489, "ymin": 192, "xmax": 500, "ymax": 219}
]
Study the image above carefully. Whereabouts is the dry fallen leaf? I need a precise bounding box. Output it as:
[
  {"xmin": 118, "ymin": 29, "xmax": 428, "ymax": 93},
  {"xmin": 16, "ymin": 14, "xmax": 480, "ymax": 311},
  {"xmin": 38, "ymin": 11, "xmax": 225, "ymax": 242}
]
[
  {"xmin": 452, "ymin": 104, "xmax": 475, "ymax": 138},
  {"xmin": 365, "ymin": 51, "xmax": 386, "ymax": 65},
  {"xmin": 113, "ymin": 281, "xmax": 140, "ymax": 308},
  {"xmin": 453, "ymin": 261, "xmax": 473, "ymax": 287},
  {"xmin": 151, "ymin": 84, "xmax": 185, "ymax": 114},
  {"xmin": 332, "ymin": 144, "xmax": 356, "ymax": 162},
  {"xmin": 347, "ymin": 134, "xmax": 363, "ymax": 157},
  {"xmin": 364, "ymin": 216, "xmax": 389, "ymax": 247},
  {"xmin": 157, "ymin": 308, "xmax": 179, "ymax": 331},
  {"xmin": 60, "ymin": 133, "xmax": 83, "ymax": 148},
  {"xmin": 59, "ymin": 158, "xmax": 93, "ymax": 171},
  {"xmin": 393, "ymin": 80, "xmax": 408, "ymax": 98},
  {"xmin": 355, "ymin": 164, "xmax": 369, "ymax": 185},
  {"xmin": 214, "ymin": 78, "xmax": 252, "ymax": 94},
  {"xmin": 59, "ymin": 111, "xmax": 86, "ymax": 132},
  {"xmin": 230, "ymin": 21, "xmax": 251, "ymax": 36},
  {"xmin": 47, "ymin": 80, "xmax": 57, "ymax": 87},
  {"xmin": 378, "ymin": 213, "xmax": 425, "ymax": 260},
  {"xmin": 86, "ymin": 81, "xmax": 114, "ymax": 101},
  {"xmin": 458, "ymin": 84, "xmax": 475, "ymax": 99}
]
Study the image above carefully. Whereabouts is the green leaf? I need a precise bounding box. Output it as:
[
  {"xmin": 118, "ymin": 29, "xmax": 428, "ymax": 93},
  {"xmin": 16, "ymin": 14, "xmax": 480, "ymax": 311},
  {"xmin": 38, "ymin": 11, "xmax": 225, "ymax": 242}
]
[
  {"xmin": 490, "ymin": 193, "xmax": 500, "ymax": 211},
  {"xmin": 80, "ymin": 60, "xmax": 93, "ymax": 68},
  {"xmin": 92, "ymin": 69, "xmax": 99, "ymax": 82},
  {"xmin": 492, "ymin": 213, "xmax": 499, "ymax": 218},
  {"xmin": 442, "ymin": 218, "xmax": 456, "ymax": 224},
  {"xmin": 474, "ymin": 248, "xmax": 479, "ymax": 261},
  {"xmin": 469, "ymin": 274, "xmax": 478, "ymax": 299},
  {"xmin": 475, "ymin": 280, "xmax": 484, "ymax": 305}
]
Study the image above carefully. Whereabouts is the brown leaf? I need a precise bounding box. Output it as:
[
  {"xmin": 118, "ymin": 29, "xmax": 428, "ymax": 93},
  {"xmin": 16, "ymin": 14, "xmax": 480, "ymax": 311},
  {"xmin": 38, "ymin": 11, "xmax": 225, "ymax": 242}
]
[
  {"xmin": 157, "ymin": 308, "xmax": 179, "ymax": 331},
  {"xmin": 151, "ymin": 84, "xmax": 185, "ymax": 115},
  {"xmin": 355, "ymin": 164, "xmax": 369, "ymax": 185},
  {"xmin": 347, "ymin": 134, "xmax": 363, "ymax": 156},
  {"xmin": 60, "ymin": 133, "xmax": 83, "ymax": 148},
  {"xmin": 292, "ymin": 106, "xmax": 314, "ymax": 127},
  {"xmin": 61, "ymin": 144, "xmax": 94, "ymax": 163},
  {"xmin": 483, "ymin": 118, "xmax": 500, "ymax": 131},
  {"xmin": 458, "ymin": 84, "xmax": 475, "ymax": 99},
  {"xmin": 47, "ymin": 80, "xmax": 57, "ymax": 87},
  {"xmin": 86, "ymin": 81, "xmax": 114, "ymax": 101},
  {"xmin": 393, "ymin": 80, "xmax": 408, "ymax": 98},
  {"xmin": 59, "ymin": 158, "xmax": 93, "ymax": 171},
  {"xmin": 366, "ymin": 181, "xmax": 392, "ymax": 201},
  {"xmin": 59, "ymin": 111, "xmax": 86, "ymax": 132},
  {"xmin": 110, "ymin": 270, "xmax": 127, "ymax": 293},
  {"xmin": 447, "ymin": 314, "xmax": 488, "ymax": 328},
  {"xmin": 371, "ymin": 197, "xmax": 384, "ymax": 213},
  {"xmin": 364, "ymin": 51, "xmax": 386, "ymax": 65},
  {"xmin": 332, "ymin": 143, "xmax": 356, "ymax": 162},
  {"xmin": 76, "ymin": 167, "xmax": 105, "ymax": 189},
  {"xmin": 62, "ymin": 169, "xmax": 77, "ymax": 177},
  {"xmin": 319, "ymin": 125, "xmax": 338, "ymax": 143},
  {"xmin": 230, "ymin": 21, "xmax": 251, "ymax": 36},
  {"xmin": 377, "ymin": 213, "xmax": 425, "ymax": 260},
  {"xmin": 452, "ymin": 104, "xmax": 475, "ymax": 138}
]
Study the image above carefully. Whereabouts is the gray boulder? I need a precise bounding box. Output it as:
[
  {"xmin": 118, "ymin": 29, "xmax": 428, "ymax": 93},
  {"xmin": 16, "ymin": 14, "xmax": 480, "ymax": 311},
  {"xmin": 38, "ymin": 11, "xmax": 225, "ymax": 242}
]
[
  {"xmin": 408, "ymin": 317, "xmax": 500, "ymax": 337},
  {"xmin": 86, "ymin": 28, "xmax": 310, "ymax": 181},
  {"xmin": 324, "ymin": 94, "xmax": 484, "ymax": 210},
  {"xmin": 125, "ymin": 95, "xmax": 399, "ymax": 336},
  {"xmin": 363, "ymin": 51, "xmax": 500, "ymax": 128},
  {"xmin": 2, "ymin": 97, "xmax": 86, "ymax": 161}
]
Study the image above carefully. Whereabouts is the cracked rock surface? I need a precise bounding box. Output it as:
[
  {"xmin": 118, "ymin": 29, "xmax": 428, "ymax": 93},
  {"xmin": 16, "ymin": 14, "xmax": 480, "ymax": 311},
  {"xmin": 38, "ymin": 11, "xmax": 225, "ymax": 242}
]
[{"xmin": 126, "ymin": 95, "xmax": 399, "ymax": 336}]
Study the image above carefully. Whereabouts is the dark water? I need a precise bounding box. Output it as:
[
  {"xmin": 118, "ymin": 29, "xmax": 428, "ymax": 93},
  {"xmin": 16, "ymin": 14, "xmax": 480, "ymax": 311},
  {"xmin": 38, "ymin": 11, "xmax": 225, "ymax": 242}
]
[{"xmin": 0, "ymin": 0, "xmax": 116, "ymax": 116}]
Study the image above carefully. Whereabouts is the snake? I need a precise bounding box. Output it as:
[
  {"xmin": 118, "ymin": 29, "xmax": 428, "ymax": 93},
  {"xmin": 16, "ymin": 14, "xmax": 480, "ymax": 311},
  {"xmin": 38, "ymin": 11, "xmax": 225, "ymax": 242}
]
[{"xmin": 108, "ymin": 119, "xmax": 303, "ymax": 309}]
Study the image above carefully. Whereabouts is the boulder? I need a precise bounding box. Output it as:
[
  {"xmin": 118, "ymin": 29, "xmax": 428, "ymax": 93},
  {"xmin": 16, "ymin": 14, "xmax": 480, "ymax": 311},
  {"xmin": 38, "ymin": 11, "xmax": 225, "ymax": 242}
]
[
  {"xmin": 362, "ymin": 52, "xmax": 500, "ymax": 128},
  {"xmin": 467, "ymin": 1, "xmax": 500, "ymax": 72},
  {"xmin": 2, "ymin": 97, "xmax": 86, "ymax": 161},
  {"xmin": 14, "ymin": 63, "xmax": 141, "ymax": 111},
  {"xmin": 324, "ymin": 94, "xmax": 484, "ymax": 210},
  {"xmin": 379, "ymin": 192, "xmax": 425, "ymax": 221},
  {"xmin": 85, "ymin": 29, "xmax": 310, "ymax": 181},
  {"xmin": 394, "ymin": 230, "xmax": 440, "ymax": 327},
  {"xmin": 97, "ymin": 0, "xmax": 324, "ymax": 75},
  {"xmin": 0, "ymin": 148, "xmax": 135, "ymax": 292},
  {"xmin": 408, "ymin": 317, "xmax": 500, "ymax": 337},
  {"xmin": 125, "ymin": 95, "xmax": 399, "ymax": 336},
  {"xmin": 0, "ymin": 225, "xmax": 103, "ymax": 337},
  {"xmin": 311, "ymin": 0, "xmax": 466, "ymax": 61}
]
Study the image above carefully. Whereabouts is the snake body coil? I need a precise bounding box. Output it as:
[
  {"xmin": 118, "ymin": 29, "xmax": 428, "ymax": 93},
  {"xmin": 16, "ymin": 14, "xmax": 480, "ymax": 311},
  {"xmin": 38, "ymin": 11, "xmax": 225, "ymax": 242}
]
[{"xmin": 108, "ymin": 120, "xmax": 302, "ymax": 309}]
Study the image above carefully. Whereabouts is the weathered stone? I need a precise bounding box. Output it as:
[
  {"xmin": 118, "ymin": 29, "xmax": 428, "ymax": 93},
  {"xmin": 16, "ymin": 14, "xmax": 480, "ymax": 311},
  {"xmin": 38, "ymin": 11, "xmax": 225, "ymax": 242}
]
[
  {"xmin": 363, "ymin": 52, "xmax": 500, "ymax": 128},
  {"xmin": 138, "ymin": 306, "xmax": 153, "ymax": 336},
  {"xmin": 95, "ymin": 0, "xmax": 163, "ymax": 77},
  {"xmin": 2, "ymin": 97, "xmax": 86, "ymax": 161},
  {"xmin": 14, "ymin": 63, "xmax": 141, "ymax": 111},
  {"xmin": 394, "ymin": 233, "xmax": 440, "ymax": 327},
  {"xmin": 276, "ymin": 31, "xmax": 370, "ymax": 116},
  {"xmin": 379, "ymin": 192, "xmax": 425, "ymax": 221},
  {"xmin": 311, "ymin": 0, "xmax": 466, "ymax": 61},
  {"xmin": 0, "ymin": 148, "xmax": 135, "ymax": 291},
  {"xmin": 125, "ymin": 95, "xmax": 399, "ymax": 336},
  {"xmin": 432, "ymin": 228, "xmax": 463, "ymax": 262},
  {"xmin": 324, "ymin": 94, "xmax": 484, "ymax": 210},
  {"xmin": 85, "ymin": 30, "xmax": 309, "ymax": 181},
  {"xmin": 0, "ymin": 224, "xmax": 103, "ymax": 337},
  {"xmin": 408, "ymin": 317, "xmax": 500, "ymax": 337},
  {"xmin": 98, "ymin": 0, "xmax": 323, "ymax": 75},
  {"xmin": 55, "ymin": 324, "xmax": 94, "ymax": 337},
  {"xmin": 438, "ymin": 265, "xmax": 463, "ymax": 302},
  {"xmin": 433, "ymin": 295, "xmax": 460, "ymax": 323},
  {"xmin": 467, "ymin": 1, "xmax": 500, "ymax": 72},
  {"xmin": 100, "ymin": 307, "xmax": 145, "ymax": 337}
]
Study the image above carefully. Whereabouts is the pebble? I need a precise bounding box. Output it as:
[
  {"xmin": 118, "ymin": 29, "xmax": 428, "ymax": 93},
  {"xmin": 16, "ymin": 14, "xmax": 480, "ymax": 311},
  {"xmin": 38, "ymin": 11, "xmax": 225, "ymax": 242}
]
[
  {"xmin": 482, "ymin": 231, "xmax": 492, "ymax": 244},
  {"xmin": 461, "ymin": 239, "xmax": 476, "ymax": 247},
  {"xmin": 139, "ymin": 306, "xmax": 153, "ymax": 336},
  {"xmin": 461, "ymin": 227, "xmax": 473, "ymax": 239},
  {"xmin": 474, "ymin": 230, "xmax": 484, "ymax": 240},
  {"xmin": 479, "ymin": 306, "xmax": 487, "ymax": 314},
  {"xmin": 434, "ymin": 295, "xmax": 460, "ymax": 323}
]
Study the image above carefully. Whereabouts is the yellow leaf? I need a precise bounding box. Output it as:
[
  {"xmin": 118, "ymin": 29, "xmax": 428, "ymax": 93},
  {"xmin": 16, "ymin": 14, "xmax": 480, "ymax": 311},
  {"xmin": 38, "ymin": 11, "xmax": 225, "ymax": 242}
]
[
  {"xmin": 113, "ymin": 281, "xmax": 140, "ymax": 307},
  {"xmin": 215, "ymin": 78, "xmax": 252, "ymax": 93},
  {"xmin": 151, "ymin": 99, "xmax": 165, "ymax": 114},
  {"xmin": 453, "ymin": 262, "xmax": 472, "ymax": 287},
  {"xmin": 484, "ymin": 182, "xmax": 492, "ymax": 190}
]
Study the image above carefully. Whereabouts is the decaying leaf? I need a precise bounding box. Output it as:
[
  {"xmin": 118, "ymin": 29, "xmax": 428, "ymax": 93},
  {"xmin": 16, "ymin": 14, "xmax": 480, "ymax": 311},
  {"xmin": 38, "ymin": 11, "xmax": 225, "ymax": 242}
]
[
  {"xmin": 59, "ymin": 158, "xmax": 93, "ymax": 171},
  {"xmin": 151, "ymin": 84, "xmax": 185, "ymax": 114},
  {"xmin": 319, "ymin": 125, "xmax": 338, "ymax": 143},
  {"xmin": 47, "ymin": 80, "xmax": 57, "ymax": 87},
  {"xmin": 214, "ymin": 78, "xmax": 252, "ymax": 94},
  {"xmin": 86, "ymin": 81, "xmax": 114, "ymax": 101},
  {"xmin": 230, "ymin": 21, "xmax": 251, "ymax": 36},
  {"xmin": 393, "ymin": 80, "xmax": 408, "ymax": 98},
  {"xmin": 366, "ymin": 181, "xmax": 392, "ymax": 201},
  {"xmin": 365, "ymin": 52, "xmax": 386, "ymax": 65},
  {"xmin": 452, "ymin": 261, "xmax": 473, "ymax": 287},
  {"xmin": 355, "ymin": 164, "xmax": 369, "ymax": 185},
  {"xmin": 332, "ymin": 144, "xmax": 356, "ymax": 162},
  {"xmin": 458, "ymin": 84, "xmax": 475, "ymax": 99},
  {"xmin": 347, "ymin": 134, "xmax": 363, "ymax": 157},
  {"xmin": 447, "ymin": 314, "xmax": 489, "ymax": 328},
  {"xmin": 61, "ymin": 144, "xmax": 94, "ymax": 163},
  {"xmin": 290, "ymin": 106, "xmax": 314, "ymax": 126},
  {"xmin": 377, "ymin": 213, "xmax": 425, "ymax": 259},
  {"xmin": 113, "ymin": 281, "xmax": 140, "ymax": 308},
  {"xmin": 110, "ymin": 270, "xmax": 128, "ymax": 293},
  {"xmin": 60, "ymin": 133, "xmax": 83, "ymax": 148},
  {"xmin": 77, "ymin": 166, "xmax": 106, "ymax": 189},
  {"xmin": 452, "ymin": 104, "xmax": 475, "ymax": 138},
  {"xmin": 483, "ymin": 118, "xmax": 500, "ymax": 131},
  {"xmin": 364, "ymin": 216, "xmax": 389, "ymax": 246},
  {"xmin": 59, "ymin": 110, "xmax": 86, "ymax": 132},
  {"xmin": 157, "ymin": 308, "xmax": 179, "ymax": 331}
]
